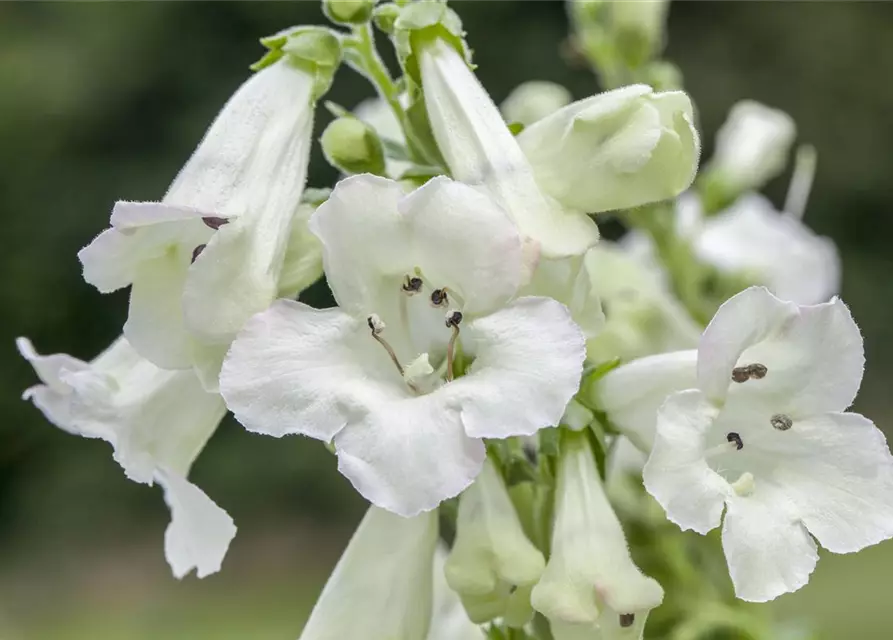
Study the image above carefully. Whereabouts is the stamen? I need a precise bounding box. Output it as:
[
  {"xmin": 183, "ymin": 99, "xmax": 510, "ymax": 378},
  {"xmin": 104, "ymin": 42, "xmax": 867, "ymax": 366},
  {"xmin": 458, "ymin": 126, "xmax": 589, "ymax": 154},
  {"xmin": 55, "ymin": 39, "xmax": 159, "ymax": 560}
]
[
  {"xmin": 770, "ymin": 414, "xmax": 792, "ymax": 431},
  {"xmin": 202, "ymin": 216, "xmax": 230, "ymax": 230},
  {"xmin": 445, "ymin": 310, "xmax": 463, "ymax": 382},
  {"xmin": 191, "ymin": 244, "xmax": 206, "ymax": 263},
  {"xmin": 402, "ymin": 275, "xmax": 423, "ymax": 294},
  {"xmin": 727, "ymin": 432, "xmax": 744, "ymax": 450},
  {"xmin": 430, "ymin": 288, "xmax": 449, "ymax": 307},
  {"xmin": 367, "ymin": 314, "xmax": 404, "ymax": 377},
  {"xmin": 731, "ymin": 363, "xmax": 768, "ymax": 383},
  {"xmin": 619, "ymin": 613, "xmax": 635, "ymax": 628}
]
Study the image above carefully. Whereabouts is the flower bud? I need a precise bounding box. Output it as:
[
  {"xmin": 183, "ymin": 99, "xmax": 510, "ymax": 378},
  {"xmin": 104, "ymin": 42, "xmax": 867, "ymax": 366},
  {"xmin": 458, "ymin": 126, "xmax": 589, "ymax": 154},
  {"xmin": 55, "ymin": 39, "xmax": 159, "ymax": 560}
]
[
  {"xmin": 609, "ymin": 0, "xmax": 670, "ymax": 68},
  {"xmin": 373, "ymin": 3, "xmax": 402, "ymax": 35},
  {"xmin": 322, "ymin": 0, "xmax": 376, "ymax": 25},
  {"xmin": 700, "ymin": 100, "xmax": 796, "ymax": 210},
  {"xmin": 531, "ymin": 431, "xmax": 664, "ymax": 639},
  {"xmin": 501, "ymin": 81, "xmax": 573, "ymax": 127},
  {"xmin": 445, "ymin": 458, "xmax": 545, "ymax": 627},
  {"xmin": 321, "ymin": 116, "xmax": 387, "ymax": 175},
  {"xmin": 517, "ymin": 84, "xmax": 700, "ymax": 214}
]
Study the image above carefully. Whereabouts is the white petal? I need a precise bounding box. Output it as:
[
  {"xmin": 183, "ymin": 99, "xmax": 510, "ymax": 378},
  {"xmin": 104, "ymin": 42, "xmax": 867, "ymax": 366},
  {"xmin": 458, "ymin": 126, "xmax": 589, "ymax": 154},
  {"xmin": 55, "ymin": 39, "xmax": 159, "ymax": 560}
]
[
  {"xmin": 299, "ymin": 507, "xmax": 438, "ymax": 640},
  {"xmin": 420, "ymin": 38, "xmax": 598, "ymax": 258},
  {"xmin": 721, "ymin": 492, "xmax": 818, "ymax": 603},
  {"xmin": 158, "ymin": 468, "xmax": 236, "ymax": 579},
  {"xmin": 277, "ymin": 203, "xmax": 324, "ymax": 299},
  {"xmin": 111, "ymin": 201, "xmax": 211, "ymax": 229},
  {"xmin": 523, "ymin": 254, "xmax": 605, "ymax": 342},
  {"xmin": 17, "ymin": 337, "xmax": 92, "ymax": 434},
  {"xmin": 642, "ymin": 390, "xmax": 730, "ymax": 534},
  {"xmin": 334, "ymin": 394, "xmax": 486, "ymax": 517},
  {"xmin": 124, "ymin": 251, "xmax": 195, "ymax": 370},
  {"xmin": 764, "ymin": 412, "xmax": 893, "ymax": 555},
  {"xmin": 698, "ymin": 287, "xmax": 864, "ymax": 414},
  {"xmin": 220, "ymin": 299, "xmax": 407, "ymax": 442},
  {"xmin": 594, "ymin": 350, "xmax": 698, "ymax": 452},
  {"xmin": 501, "ymin": 80, "xmax": 573, "ymax": 127},
  {"xmin": 78, "ymin": 228, "xmax": 149, "ymax": 294},
  {"xmin": 448, "ymin": 297, "xmax": 586, "ymax": 439},
  {"xmin": 694, "ymin": 193, "xmax": 840, "ymax": 305},
  {"xmin": 429, "ymin": 547, "xmax": 486, "ymax": 640}
]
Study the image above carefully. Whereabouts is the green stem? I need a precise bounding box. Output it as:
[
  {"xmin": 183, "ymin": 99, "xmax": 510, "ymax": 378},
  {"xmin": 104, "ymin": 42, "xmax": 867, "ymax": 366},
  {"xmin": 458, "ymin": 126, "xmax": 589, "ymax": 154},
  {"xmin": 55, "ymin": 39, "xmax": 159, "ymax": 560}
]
[{"xmin": 353, "ymin": 23, "xmax": 406, "ymax": 130}]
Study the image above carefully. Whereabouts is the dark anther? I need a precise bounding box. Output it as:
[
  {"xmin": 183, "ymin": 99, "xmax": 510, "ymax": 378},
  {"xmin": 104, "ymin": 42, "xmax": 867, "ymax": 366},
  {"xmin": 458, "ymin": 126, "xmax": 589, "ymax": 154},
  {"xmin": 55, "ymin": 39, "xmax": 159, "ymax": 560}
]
[
  {"xmin": 367, "ymin": 317, "xmax": 375, "ymax": 332},
  {"xmin": 402, "ymin": 275, "xmax": 423, "ymax": 293},
  {"xmin": 508, "ymin": 585, "xmax": 518, "ymax": 595},
  {"xmin": 727, "ymin": 432, "xmax": 744, "ymax": 451},
  {"xmin": 749, "ymin": 363, "xmax": 768, "ymax": 379},
  {"xmin": 619, "ymin": 613, "xmax": 635, "ymax": 628},
  {"xmin": 523, "ymin": 442, "xmax": 538, "ymax": 465},
  {"xmin": 731, "ymin": 367, "xmax": 750, "ymax": 383},
  {"xmin": 731, "ymin": 363, "xmax": 768, "ymax": 383},
  {"xmin": 191, "ymin": 244, "xmax": 206, "ymax": 263},
  {"xmin": 202, "ymin": 216, "xmax": 229, "ymax": 230},
  {"xmin": 431, "ymin": 288, "xmax": 448, "ymax": 306},
  {"xmin": 446, "ymin": 311, "xmax": 463, "ymax": 328},
  {"xmin": 770, "ymin": 414, "xmax": 793, "ymax": 431}
]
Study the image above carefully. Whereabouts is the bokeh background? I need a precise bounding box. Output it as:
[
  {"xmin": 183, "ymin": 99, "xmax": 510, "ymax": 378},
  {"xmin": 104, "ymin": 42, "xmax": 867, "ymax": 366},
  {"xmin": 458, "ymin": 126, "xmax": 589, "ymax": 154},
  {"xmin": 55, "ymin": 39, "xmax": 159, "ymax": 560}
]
[{"xmin": 2, "ymin": 1, "xmax": 893, "ymax": 638}]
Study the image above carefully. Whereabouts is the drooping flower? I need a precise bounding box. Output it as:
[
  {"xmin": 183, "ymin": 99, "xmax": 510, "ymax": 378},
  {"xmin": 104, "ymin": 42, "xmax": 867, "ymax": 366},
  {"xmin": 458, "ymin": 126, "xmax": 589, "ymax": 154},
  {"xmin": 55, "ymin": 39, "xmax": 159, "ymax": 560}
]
[
  {"xmin": 78, "ymin": 31, "xmax": 339, "ymax": 388},
  {"xmin": 642, "ymin": 286, "xmax": 893, "ymax": 602},
  {"xmin": 532, "ymin": 431, "xmax": 664, "ymax": 639},
  {"xmin": 220, "ymin": 174, "xmax": 586, "ymax": 516},
  {"xmin": 298, "ymin": 506, "xmax": 439, "ymax": 640},
  {"xmin": 445, "ymin": 458, "xmax": 545, "ymax": 627},
  {"xmin": 17, "ymin": 336, "xmax": 235, "ymax": 578}
]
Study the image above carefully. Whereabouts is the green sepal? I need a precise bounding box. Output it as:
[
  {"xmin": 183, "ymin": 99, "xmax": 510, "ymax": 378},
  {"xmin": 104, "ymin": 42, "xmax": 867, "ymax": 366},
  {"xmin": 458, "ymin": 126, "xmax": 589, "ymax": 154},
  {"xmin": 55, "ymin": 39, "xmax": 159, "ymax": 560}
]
[{"xmin": 252, "ymin": 26, "xmax": 343, "ymax": 100}]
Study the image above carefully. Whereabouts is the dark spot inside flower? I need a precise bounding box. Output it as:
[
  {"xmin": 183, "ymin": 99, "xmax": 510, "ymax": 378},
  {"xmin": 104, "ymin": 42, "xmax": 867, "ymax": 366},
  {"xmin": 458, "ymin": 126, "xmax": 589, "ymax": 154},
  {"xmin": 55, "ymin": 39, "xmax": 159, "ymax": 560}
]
[
  {"xmin": 191, "ymin": 244, "xmax": 206, "ymax": 263},
  {"xmin": 727, "ymin": 432, "xmax": 743, "ymax": 450},
  {"xmin": 731, "ymin": 367, "xmax": 750, "ymax": 383},
  {"xmin": 446, "ymin": 311, "xmax": 463, "ymax": 328},
  {"xmin": 202, "ymin": 216, "xmax": 229, "ymax": 230},
  {"xmin": 402, "ymin": 275, "xmax": 423, "ymax": 293},
  {"xmin": 508, "ymin": 584, "xmax": 518, "ymax": 595},
  {"xmin": 523, "ymin": 442, "xmax": 538, "ymax": 465},
  {"xmin": 619, "ymin": 613, "xmax": 635, "ymax": 628},
  {"xmin": 749, "ymin": 363, "xmax": 768, "ymax": 379},
  {"xmin": 431, "ymin": 288, "xmax": 448, "ymax": 306},
  {"xmin": 731, "ymin": 363, "xmax": 768, "ymax": 383},
  {"xmin": 771, "ymin": 414, "xmax": 792, "ymax": 431}
]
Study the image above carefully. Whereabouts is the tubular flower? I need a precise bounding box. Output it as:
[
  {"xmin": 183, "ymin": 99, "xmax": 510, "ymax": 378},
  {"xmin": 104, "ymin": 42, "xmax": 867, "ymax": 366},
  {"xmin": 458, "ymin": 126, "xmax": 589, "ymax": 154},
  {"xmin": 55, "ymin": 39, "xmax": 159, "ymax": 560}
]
[
  {"xmin": 220, "ymin": 174, "xmax": 586, "ymax": 516},
  {"xmin": 17, "ymin": 337, "xmax": 234, "ymax": 578},
  {"xmin": 532, "ymin": 431, "xmax": 664, "ymax": 639},
  {"xmin": 643, "ymin": 287, "xmax": 893, "ymax": 601},
  {"xmin": 79, "ymin": 44, "xmax": 333, "ymax": 388}
]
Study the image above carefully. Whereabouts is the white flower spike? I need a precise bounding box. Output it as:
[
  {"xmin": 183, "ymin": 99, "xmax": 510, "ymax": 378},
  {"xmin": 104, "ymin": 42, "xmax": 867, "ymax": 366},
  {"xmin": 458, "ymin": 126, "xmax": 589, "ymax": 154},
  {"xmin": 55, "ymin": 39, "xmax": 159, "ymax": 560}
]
[
  {"xmin": 220, "ymin": 174, "xmax": 586, "ymax": 516},
  {"xmin": 298, "ymin": 506, "xmax": 439, "ymax": 640},
  {"xmin": 17, "ymin": 337, "xmax": 234, "ymax": 579},
  {"xmin": 532, "ymin": 431, "xmax": 664, "ymax": 639},
  {"xmin": 445, "ymin": 458, "xmax": 545, "ymax": 627},
  {"xmin": 78, "ymin": 54, "xmax": 321, "ymax": 387},
  {"xmin": 643, "ymin": 287, "xmax": 893, "ymax": 602}
]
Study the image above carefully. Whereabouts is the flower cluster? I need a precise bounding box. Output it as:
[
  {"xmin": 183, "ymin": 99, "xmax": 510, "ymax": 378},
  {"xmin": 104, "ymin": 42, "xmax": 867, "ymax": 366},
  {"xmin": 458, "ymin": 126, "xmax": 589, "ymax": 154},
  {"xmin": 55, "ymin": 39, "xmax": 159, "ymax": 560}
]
[{"xmin": 18, "ymin": 0, "xmax": 893, "ymax": 638}]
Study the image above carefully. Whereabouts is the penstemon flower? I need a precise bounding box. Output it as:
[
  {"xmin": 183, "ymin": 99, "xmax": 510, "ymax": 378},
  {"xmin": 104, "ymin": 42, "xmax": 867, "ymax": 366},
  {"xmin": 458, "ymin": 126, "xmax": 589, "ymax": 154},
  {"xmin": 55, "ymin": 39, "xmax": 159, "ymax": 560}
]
[
  {"xmin": 219, "ymin": 174, "xmax": 586, "ymax": 516},
  {"xmin": 642, "ymin": 286, "xmax": 893, "ymax": 602},
  {"xmin": 17, "ymin": 337, "xmax": 235, "ymax": 578},
  {"xmin": 298, "ymin": 506, "xmax": 439, "ymax": 640},
  {"xmin": 532, "ymin": 431, "xmax": 664, "ymax": 639},
  {"xmin": 78, "ymin": 31, "xmax": 339, "ymax": 388}
]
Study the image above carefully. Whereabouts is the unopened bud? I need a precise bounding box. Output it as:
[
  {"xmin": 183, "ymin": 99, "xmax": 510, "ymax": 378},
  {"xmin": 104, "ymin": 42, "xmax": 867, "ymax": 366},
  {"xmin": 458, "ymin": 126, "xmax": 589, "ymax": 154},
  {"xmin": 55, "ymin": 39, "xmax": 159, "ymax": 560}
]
[
  {"xmin": 323, "ymin": 0, "xmax": 376, "ymax": 26},
  {"xmin": 321, "ymin": 116, "xmax": 386, "ymax": 175},
  {"xmin": 372, "ymin": 3, "xmax": 401, "ymax": 35}
]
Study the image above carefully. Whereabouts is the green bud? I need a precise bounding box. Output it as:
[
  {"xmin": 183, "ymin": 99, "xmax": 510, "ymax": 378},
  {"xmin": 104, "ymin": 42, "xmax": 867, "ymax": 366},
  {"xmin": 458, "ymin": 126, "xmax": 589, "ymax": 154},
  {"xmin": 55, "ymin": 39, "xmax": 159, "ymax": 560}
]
[
  {"xmin": 322, "ymin": 0, "xmax": 376, "ymax": 25},
  {"xmin": 372, "ymin": 3, "xmax": 402, "ymax": 35},
  {"xmin": 320, "ymin": 116, "xmax": 387, "ymax": 175},
  {"xmin": 253, "ymin": 26, "xmax": 343, "ymax": 100}
]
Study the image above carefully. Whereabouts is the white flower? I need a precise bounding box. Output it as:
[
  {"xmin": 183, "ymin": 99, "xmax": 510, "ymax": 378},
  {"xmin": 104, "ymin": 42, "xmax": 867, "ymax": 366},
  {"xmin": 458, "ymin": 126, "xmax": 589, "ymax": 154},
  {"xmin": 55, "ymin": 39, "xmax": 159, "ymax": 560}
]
[
  {"xmin": 78, "ymin": 57, "xmax": 319, "ymax": 388},
  {"xmin": 517, "ymin": 84, "xmax": 699, "ymax": 215},
  {"xmin": 17, "ymin": 336, "xmax": 235, "ymax": 578},
  {"xmin": 501, "ymin": 80, "xmax": 573, "ymax": 127},
  {"xmin": 220, "ymin": 174, "xmax": 586, "ymax": 516},
  {"xmin": 445, "ymin": 458, "xmax": 545, "ymax": 626},
  {"xmin": 642, "ymin": 287, "xmax": 893, "ymax": 602},
  {"xmin": 419, "ymin": 37, "xmax": 599, "ymax": 258},
  {"xmin": 707, "ymin": 100, "xmax": 796, "ymax": 194},
  {"xmin": 298, "ymin": 506, "xmax": 439, "ymax": 640},
  {"xmin": 532, "ymin": 431, "xmax": 663, "ymax": 639},
  {"xmin": 429, "ymin": 547, "xmax": 487, "ymax": 640}
]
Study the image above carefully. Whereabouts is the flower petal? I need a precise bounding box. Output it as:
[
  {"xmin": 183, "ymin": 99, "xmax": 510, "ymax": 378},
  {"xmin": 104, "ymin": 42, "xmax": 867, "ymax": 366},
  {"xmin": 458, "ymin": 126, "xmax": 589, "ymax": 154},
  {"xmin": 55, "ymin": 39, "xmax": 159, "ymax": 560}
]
[
  {"xmin": 158, "ymin": 468, "xmax": 236, "ymax": 579},
  {"xmin": 594, "ymin": 350, "xmax": 698, "ymax": 452},
  {"xmin": 721, "ymin": 492, "xmax": 818, "ymax": 602},
  {"xmin": 643, "ymin": 390, "xmax": 730, "ymax": 534},
  {"xmin": 449, "ymin": 297, "xmax": 586, "ymax": 439},
  {"xmin": 334, "ymin": 395, "xmax": 486, "ymax": 517},
  {"xmin": 699, "ymin": 287, "xmax": 864, "ymax": 414},
  {"xmin": 220, "ymin": 299, "xmax": 408, "ymax": 441},
  {"xmin": 110, "ymin": 201, "xmax": 211, "ymax": 229}
]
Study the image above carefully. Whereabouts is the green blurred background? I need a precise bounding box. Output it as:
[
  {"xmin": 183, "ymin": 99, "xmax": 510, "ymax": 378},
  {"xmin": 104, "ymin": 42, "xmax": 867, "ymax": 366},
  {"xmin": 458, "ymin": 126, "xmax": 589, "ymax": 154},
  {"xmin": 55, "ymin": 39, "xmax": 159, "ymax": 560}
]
[{"xmin": 2, "ymin": 1, "xmax": 893, "ymax": 638}]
